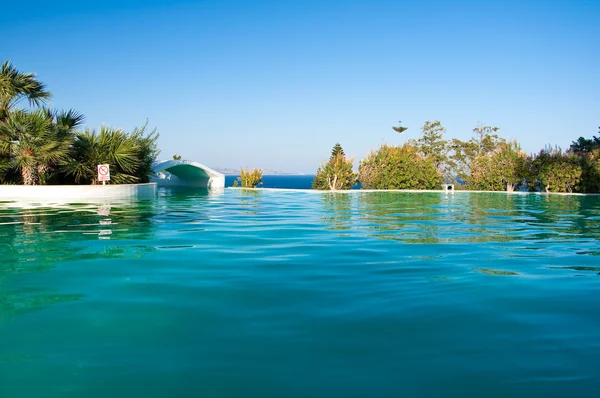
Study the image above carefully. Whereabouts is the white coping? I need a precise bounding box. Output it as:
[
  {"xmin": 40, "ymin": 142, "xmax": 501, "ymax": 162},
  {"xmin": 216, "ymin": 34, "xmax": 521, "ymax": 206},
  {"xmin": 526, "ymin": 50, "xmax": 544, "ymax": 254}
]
[
  {"xmin": 0, "ymin": 183, "xmax": 157, "ymax": 203},
  {"xmin": 228, "ymin": 187, "xmax": 600, "ymax": 196},
  {"xmin": 152, "ymin": 159, "xmax": 225, "ymax": 189}
]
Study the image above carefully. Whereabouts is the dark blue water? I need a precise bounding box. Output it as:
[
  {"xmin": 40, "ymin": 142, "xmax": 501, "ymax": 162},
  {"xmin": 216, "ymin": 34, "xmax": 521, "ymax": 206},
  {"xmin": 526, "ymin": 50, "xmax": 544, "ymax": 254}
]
[
  {"xmin": 1, "ymin": 190, "xmax": 600, "ymax": 397},
  {"xmin": 226, "ymin": 174, "xmax": 315, "ymax": 189}
]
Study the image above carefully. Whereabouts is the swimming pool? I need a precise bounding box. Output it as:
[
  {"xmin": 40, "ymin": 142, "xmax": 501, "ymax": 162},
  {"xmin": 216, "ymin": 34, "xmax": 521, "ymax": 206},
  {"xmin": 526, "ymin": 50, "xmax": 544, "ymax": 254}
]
[{"xmin": 1, "ymin": 189, "xmax": 599, "ymax": 397}]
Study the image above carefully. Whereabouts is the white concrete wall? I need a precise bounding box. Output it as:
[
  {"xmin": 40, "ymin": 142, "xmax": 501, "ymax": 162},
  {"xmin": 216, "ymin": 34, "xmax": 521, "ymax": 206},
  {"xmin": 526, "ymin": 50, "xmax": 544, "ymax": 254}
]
[{"xmin": 0, "ymin": 183, "xmax": 157, "ymax": 202}]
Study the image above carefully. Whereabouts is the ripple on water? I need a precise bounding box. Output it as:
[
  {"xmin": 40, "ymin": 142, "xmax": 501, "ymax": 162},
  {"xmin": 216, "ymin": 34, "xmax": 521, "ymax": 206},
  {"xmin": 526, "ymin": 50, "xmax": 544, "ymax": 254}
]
[{"xmin": 1, "ymin": 190, "xmax": 600, "ymax": 397}]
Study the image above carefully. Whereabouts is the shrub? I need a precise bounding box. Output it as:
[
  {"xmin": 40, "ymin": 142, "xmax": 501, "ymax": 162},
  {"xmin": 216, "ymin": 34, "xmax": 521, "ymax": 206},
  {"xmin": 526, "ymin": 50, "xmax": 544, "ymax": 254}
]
[
  {"xmin": 579, "ymin": 149, "xmax": 600, "ymax": 193},
  {"xmin": 312, "ymin": 143, "xmax": 356, "ymax": 190},
  {"xmin": 526, "ymin": 148, "xmax": 582, "ymax": 193},
  {"xmin": 469, "ymin": 141, "xmax": 527, "ymax": 192},
  {"xmin": 358, "ymin": 144, "xmax": 442, "ymax": 189},
  {"xmin": 62, "ymin": 123, "xmax": 159, "ymax": 185},
  {"xmin": 233, "ymin": 167, "xmax": 263, "ymax": 188}
]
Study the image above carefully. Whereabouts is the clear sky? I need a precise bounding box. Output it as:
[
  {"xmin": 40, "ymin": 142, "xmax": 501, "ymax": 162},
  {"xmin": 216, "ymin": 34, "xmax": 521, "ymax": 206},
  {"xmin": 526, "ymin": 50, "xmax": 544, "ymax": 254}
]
[{"xmin": 2, "ymin": 0, "xmax": 599, "ymax": 173}]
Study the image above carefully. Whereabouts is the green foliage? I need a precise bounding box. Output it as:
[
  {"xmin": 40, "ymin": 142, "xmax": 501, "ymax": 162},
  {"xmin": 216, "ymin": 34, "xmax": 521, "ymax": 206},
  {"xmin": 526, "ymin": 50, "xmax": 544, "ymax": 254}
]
[
  {"xmin": 449, "ymin": 124, "xmax": 504, "ymax": 187},
  {"xmin": 526, "ymin": 147, "xmax": 582, "ymax": 193},
  {"xmin": 579, "ymin": 149, "xmax": 600, "ymax": 193},
  {"xmin": 0, "ymin": 61, "xmax": 159, "ymax": 186},
  {"xmin": 0, "ymin": 61, "xmax": 52, "ymax": 122},
  {"xmin": 233, "ymin": 167, "xmax": 263, "ymax": 188},
  {"xmin": 358, "ymin": 144, "xmax": 442, "ymax": 190},
  {"xmin": 173, "ymin": 154, "xmax": 182, "ymax": 160},
  {"xmin": 313, "ymin": 143, "xmax": 356, "ymax": 190},
  {"xmin": 0, "ymin": 61, "xmax": 73, "ymax": 184},
  {"xmin": 330, "ymin": 143, "xmax": 345, "ymax": 159},
  {"xmin": 469, "ymin": 141, "xmax": 527, "ymax": 192},
  {"xmin": 62, "ymin": 125, "xmax": 159, "ymax": 185},
  {"xmin": 130, "ymin": 121, "xmax": 160, "ymax": 183},
  {"xmin": 408, "ymin": 120, "xmax": 450, "ymax": 180},
  {"xmin": 473, "ymin": 124, "xmax": 501, "ymax": 154},
  {"xmin": 569, "ymin": 131, "xmax": 600, "ymax": 154},
  {"xmin": 0, "ymin": 109, "xmax": 74, "ymax": 185},
  {"xmin": 568, "ymin": 131, "xmax": 600, "ymax": 193}
]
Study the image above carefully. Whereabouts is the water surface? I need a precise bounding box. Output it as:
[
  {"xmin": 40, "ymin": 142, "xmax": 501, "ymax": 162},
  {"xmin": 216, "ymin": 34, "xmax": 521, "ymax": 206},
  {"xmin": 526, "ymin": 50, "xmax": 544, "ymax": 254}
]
[
  {"xmin": 225, "ymin": 175, "xmax": 315, "ymax": 189},
  {"xmin": 1, "ymin": 190, "xmax": 599, "ymax": 397}
]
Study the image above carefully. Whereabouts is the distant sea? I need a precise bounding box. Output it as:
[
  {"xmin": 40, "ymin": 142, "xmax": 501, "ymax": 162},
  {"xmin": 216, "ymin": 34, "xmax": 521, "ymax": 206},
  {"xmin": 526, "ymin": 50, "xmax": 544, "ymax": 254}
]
[{"xmin": 225, "ymin": 175, "xmax": 315, "ymax": 189}]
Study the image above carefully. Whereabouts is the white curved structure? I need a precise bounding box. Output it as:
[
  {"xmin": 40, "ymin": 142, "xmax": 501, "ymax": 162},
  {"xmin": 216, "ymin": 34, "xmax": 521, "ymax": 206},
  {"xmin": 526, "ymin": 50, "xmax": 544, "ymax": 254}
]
[{"xmin": 151, "ymin": 160, "xmax": 225, "ymax": 189}]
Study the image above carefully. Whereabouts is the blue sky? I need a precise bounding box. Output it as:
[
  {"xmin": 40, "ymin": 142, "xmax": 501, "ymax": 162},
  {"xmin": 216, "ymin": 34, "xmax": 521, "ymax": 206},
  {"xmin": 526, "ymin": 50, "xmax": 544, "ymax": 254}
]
[{"xmin": 2, "ymin": 0, "xmax": 599, "ymax": 173}]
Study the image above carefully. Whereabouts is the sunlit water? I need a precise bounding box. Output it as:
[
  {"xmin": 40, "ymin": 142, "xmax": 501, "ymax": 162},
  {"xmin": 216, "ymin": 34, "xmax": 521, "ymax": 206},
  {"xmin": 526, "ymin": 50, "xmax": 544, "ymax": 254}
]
[{"xmin": 1, "ymin": 189, "xmax": 600, "ymax": 397}]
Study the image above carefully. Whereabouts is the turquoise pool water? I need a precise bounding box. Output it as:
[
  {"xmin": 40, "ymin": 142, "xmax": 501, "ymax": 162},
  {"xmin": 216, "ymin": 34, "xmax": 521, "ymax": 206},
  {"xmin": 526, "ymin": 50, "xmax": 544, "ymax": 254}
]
[{"xmin": 1, "ymin": 189, "xmax": 600, "ymax": 397}]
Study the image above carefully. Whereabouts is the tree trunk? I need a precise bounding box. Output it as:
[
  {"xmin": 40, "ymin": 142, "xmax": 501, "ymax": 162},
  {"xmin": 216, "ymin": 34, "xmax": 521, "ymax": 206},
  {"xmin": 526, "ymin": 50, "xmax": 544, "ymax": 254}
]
[
  {"xmin": 22, "ymin": 164, "xmax": 40, "ymax": 185},
  {"xmin": 506, "ymin": 183, "xmax": 515, "ymax": 193},
  {"xmin": 328, "ymin": 174, "xmax": 338, "ymax": 190},
  {"xmin": 545, "ymin": 184, "xmax": 550, "ymax": 193},
  {"xmin": 37, "ymin": 164, "xmax": 49, "ymax": 185}
]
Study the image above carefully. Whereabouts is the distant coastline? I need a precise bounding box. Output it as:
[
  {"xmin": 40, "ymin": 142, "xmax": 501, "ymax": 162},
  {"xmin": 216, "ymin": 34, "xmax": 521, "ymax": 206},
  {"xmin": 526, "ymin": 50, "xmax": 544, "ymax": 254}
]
[
  {"xmin": 215, "ymin": 168, "xmax": 307, "ymax": 176},
  {"xmin": 224, "ymin": 174, "xmax": 315, "ymax": 189}
]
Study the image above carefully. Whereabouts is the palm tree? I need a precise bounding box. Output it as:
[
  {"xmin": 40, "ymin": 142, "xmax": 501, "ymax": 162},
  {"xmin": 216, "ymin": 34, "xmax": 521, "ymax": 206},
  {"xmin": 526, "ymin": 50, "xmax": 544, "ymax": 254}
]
[
  {"xmin": 63, "ymin": 126, "xmax": 141, "ymax": 184},
  {"xmin": 0, "ymin": 109, "xmax": 72, "ymax": 185},
  {"xmin": 0, "ymin": 61, "xmax": 52, "ymax": 122}
]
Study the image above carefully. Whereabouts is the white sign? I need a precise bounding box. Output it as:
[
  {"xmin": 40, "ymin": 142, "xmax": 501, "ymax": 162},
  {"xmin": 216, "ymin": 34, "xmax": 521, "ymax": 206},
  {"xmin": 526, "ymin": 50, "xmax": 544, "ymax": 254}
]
[{"xmin": 97, "ymin": 164, "xmax": 110, "ymax": 182}]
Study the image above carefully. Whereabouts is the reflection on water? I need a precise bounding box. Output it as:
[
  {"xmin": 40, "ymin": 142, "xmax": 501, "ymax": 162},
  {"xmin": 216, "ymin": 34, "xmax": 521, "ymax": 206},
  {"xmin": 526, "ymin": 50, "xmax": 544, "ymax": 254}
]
[
  {"xmin": 321, "ymin": 192, "xmax": 354, "ymax": 231},
  {"xmin": 356, "ymin": 191, "xmax": 443, "ymax": 243},
  {"xmin": 345, "ymin": 192, "xmax": 600, "ymax": 247},
  {"xmin": 0, "ymin": 291, "xmax": 84, "ymax": 325},
  {"xmin": 1, "ymin": 189, "xmax": 600, "ymax": 397},
  {"xmin": 0, "ymin": 199, "xmax": 158, "ymax": 326}
]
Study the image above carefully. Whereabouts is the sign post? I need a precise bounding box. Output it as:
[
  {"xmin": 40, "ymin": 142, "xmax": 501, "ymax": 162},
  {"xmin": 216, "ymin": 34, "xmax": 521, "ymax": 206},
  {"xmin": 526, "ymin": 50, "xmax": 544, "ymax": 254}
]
[{"xmin": 97, "ymin": 164, "xmax": 110, "ymax": 185}]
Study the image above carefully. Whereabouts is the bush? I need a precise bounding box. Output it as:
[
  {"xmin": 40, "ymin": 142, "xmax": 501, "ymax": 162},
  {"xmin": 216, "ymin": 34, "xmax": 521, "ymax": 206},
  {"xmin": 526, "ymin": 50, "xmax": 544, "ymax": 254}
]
[
  {"xmin": 526, "ymin": 148, "xmax": 582, "ymax": 193},
  {"xmin": 569, "ymin": 133, "xmax": 600, "ymax": 193},
  {"xmin": 358, "ymin": 144, "xmax": 442, "ymax": 189},
  {"xmin": 312, "ymin": 143, "xmax": 356, "ymax": 190},
  {"xmin": 62, "ymin": 124, "xmax": 159, "ymax": 185},
  {"xmin": 233, "ymin": 167, "xmax": 263, "ymax": 188},
  {"xmin": 469, "ymin": 141, "xmax": 527, "ymax": 192},
  {"xmin": 580, "ymin": 149, "xmax": 600, "ymax": 193}
]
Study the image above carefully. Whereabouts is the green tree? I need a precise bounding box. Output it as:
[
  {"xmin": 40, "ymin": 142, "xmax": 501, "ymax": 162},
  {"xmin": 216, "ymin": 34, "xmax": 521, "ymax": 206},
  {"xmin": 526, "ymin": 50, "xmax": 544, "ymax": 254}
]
[
  {"xmin": 526, "ymin": 147, "xmax": 582, "ymax": 193},
  {"xmin": 0, "ymin": 61, "xmax": 52, "ymax": 122},
  {"xmin": 473, "ymin": 124, "xmax": 501, "ymax": 155},
  {"xmin": 568, "ymin": 130, "xmax": 600, "ymax": 193},
  {"xmin": 313, "ymin": 143, "xmax": 356, "ymax": 190},
  {"xmin": 0, "ymin": 109, "xmax": 73, "ymax": 185},
  {"xmin": 173, "ymin": 154, "xmax": 182, "ymax": 160},
  {"xmin": 449, "ymin": 123, "xmax": 503, "ymax": 187},
  {"xmin": 569, "ymin": 129, "xmax": 600, "ymax": 154},
  {"xmin": 130, "ymin": 121, "xmax": 160, "ymax": 183},
  {"xmin": 330, "ymin": 143, "xmax": 345, "ymax": 159},
  {"xmin": 62, "ymin": 124, "xmax": 159, "ymax": 185},
  {"xmin": 469, "ymin": 141, "xmax": 527, "ymax": 192},
  {"xmin": 358, "ymin": 144, "xmax": 442, "ymax": 190},
  {"xmin": 579, "ymin": 149, "xmax": 600, "ymax": 193},
  {"xmin": 409, "ymin": 120, "xmax": 450, "ymax": 180}
]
